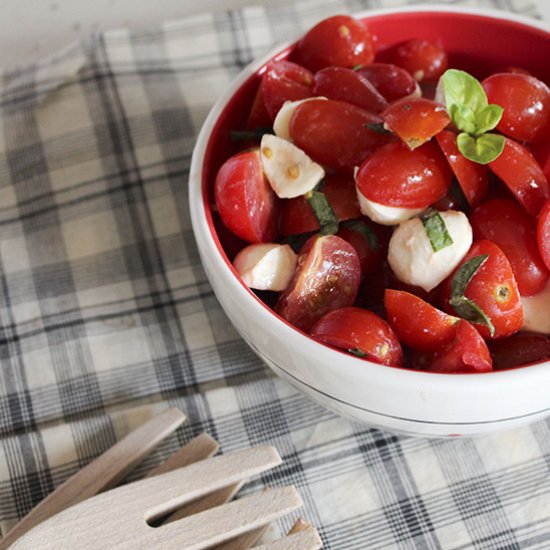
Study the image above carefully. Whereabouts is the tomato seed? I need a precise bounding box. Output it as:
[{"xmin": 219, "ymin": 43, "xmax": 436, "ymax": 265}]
[{"xmin": 338, "ymin": 25, "xmax": 350, "ymax": 38}]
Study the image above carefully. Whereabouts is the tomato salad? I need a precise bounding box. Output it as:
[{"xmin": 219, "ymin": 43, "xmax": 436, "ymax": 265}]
[{"xmin": 212, "ymin": 15, "xmax": 550, "ymax": 373}]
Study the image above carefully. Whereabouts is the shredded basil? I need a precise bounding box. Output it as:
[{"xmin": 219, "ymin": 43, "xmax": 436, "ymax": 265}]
[
  {"xmin": 306, "ymin": 189, "xmax": 339, "ymax": 235},
  {"xmin": 348, "ymin": 348, "xmax": 367, "ymax": 358},
  {"xmin": 420, "ymin": 209, "xmax": 453, "ymax": 252},
  {"xmin": 230, "ymin": 127, "xmax": 273, "ymax": 141}
]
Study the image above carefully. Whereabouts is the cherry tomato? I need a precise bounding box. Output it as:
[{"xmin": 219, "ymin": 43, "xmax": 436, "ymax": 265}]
[
  {"xmin": 355, "ymin": 141, "xmax": 452, "ymax": 208},
  {"xmin": 246, "ymin": 84, "xmax": 272, "ymax": 129},
  {"xmin": 356, "ymin": 63, "xmax": 418, "ymax": 102},
  {"xmin": 482, "ymin": 73, "xmax": 550, "ymax": 142},
  {"xmin": 312, "ymin": 67, "xmax": 388, "ymax": 112},
  {"xmin": 384, "ymin": 290, "xmax": 458, "ymax": 353},
  {"xmin": 385, "ymin": 39, "xmax": 448, "ymax": 82},
  {"xmin": 488, "ymin": 332, "xmax": 550, "ymax": 370},
  {"xmin": 441, "ymin": 240, "xmax": 523, "ymax": 339},
  {"xmin": 214, "ymin": 149, "xmax": 279, "ymax": 243},
  {"xmin": 470, "ymin": 199, "xmax": 549, "ymax": 296},
  {"xmin": 261, "ymin": 60, "xmax": 313, "ymax": 120},
  {"xmin": 537, "ymin": 198, "xmax": 550, "ymax": 271},
  {"xmin": 436, "ymin": 130, "xmax": 489, "ymax": 207},
  {"xmin": 501, "ymin": 66, "xmax": 531, "ymax": 76},
  {"xmin": 382, "ymin": 98, "xmax": 450, "ymax": 150},
  {"xmin": 489, "ymin": 138, "xmax": 549, "ymax": 217},
  {"xmin": 293, "ymin": 15, "xmax": 375, "ymax": 72},
  {"xmin": 280, "ymin": 174, "xmax": 361, "ymax": 236},
  {"xmin": 289, "ymin": 99, "xmax": 393, "ymax": 171},
  {"xmin": 311, "ymin": 307, "xmax": 403, "ymax": 366},
  {"xmin": 275, "ymin": 234, "xmax": 361, "ymax": 332}
]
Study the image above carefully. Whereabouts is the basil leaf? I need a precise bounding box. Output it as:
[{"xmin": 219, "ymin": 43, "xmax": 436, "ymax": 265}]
[
  {"xmin": 451, "ymin": 254, "xmax": 489, "ymax": 298},
  {"xmin": 449, "ymin": 295, "xmax": 496, "ymax": 337},
  {"xmin": 457, "ymin": 132, "xmax": 505, "ymax": 164},
  {"xmin": 352, "ymin": 64, "xmax": 363, "ymax": 71},
  {"xmin": 306, "ymin": 190, "xmax": 339, "ymax": 235},
  {"xmin": 450, "ymin": 104, "xmax": 477, "ymax": 135},
  {"xmin": 420, "ymin": 209, "xmax": 454, "ymax": 252},
  {"xmin": 230, "ymin": 127, "xmax": 273, "ymax": 141},
  {"xmin": 474, "ymin": 104, "xmax": 504, "ymax": 135},
  {"xmin": 366, "ymin": 122, "xmax": 393, "ymax": 135},
  {"xmin": 348, "ymin": 348, "xmax": 367, "ymax": 358},
  {"xmin": 442, "ymin": 69, "xmax": 488, "ymax": 117},
  {"xmin": 342, "ymin": 219, "xmax": 379, "ymax": 252}
]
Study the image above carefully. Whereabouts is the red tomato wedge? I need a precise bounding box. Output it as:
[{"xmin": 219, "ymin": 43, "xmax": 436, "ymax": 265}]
[
  {"xmin": 384, "ymin": 290, "xmax": 458, "ymax": 353},
  {"xmin": 293, "ymin": 15, "xmax": 375, "ymax": 72},
  {"xmin": 382, "ymin": 98, "xmax": 450, "ymax": 150},
  {"xmin": 311, "ymin": 307, "xmax": 403, "ymax": 366},
  {"xmin": 289, "ymin": 99, "xmax": 393, "ymax": 171},
  {"xmin": 537, "ymin": 198, "xmax": 550, "ymax": 271},
  {"xmin": 355, "ymin": 141, "xmax": 452, "ymax": 207},
  {"xmin": 356, "ymin": 63, "xmax": 418, "ymax": 102},
  {"xmin": 261, "ymin": 60, "xmax": 314, "ymax": 120},
  {"xmin": 280, "ymin": 174, "xmax": 361, "ymax": 236},
  {"xmin": 436, "ymin": 130, "xmax": 489, "ymax": 207},
  {"xmin": 489, "ymin": 138, "xmax": 549, "ymax": 217},
  {"xmin": 441, "ymin": 240, "xmax": 523, "ymax": 339},
  {"xmin": 214, "ymin": 149, "xmax": 279, "ymax": 243},
  {"xmin": 489, "ymin": 332, "xmax": 550, "ymax": 370},
  {"xmin": 246, "ymin": 85, "xmax": 272, "ymax": 129},
  {"xmin": 275, "ymin": 235, "xmax": 361, "ymax": 332},
  {"xmin": 470, "ymin": 199, "xmax": 549, "ymax": 296},
  {"xmin": 312, "ymin": 67, "xmax": 388, "ymax": 112},
  {"xmin": 384, "ymin": 39, "xmax": 448, "ymax": 82}
]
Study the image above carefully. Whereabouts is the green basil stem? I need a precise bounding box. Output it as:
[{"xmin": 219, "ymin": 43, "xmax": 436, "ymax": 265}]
[{"xmin": 305, "ymin": 190, "xmax": 339, "ymax": 235}]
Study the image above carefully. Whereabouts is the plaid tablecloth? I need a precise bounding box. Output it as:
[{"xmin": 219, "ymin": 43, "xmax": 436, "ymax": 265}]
[{"xmin": 1, "ymin": 0, "xmax": 550, "ymax": 547}]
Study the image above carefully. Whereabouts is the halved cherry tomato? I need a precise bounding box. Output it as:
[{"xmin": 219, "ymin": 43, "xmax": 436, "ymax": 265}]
[
  {"xmin": 355, "ymin": 141, "xmax": 452, "ymax": 207},
  {"xmin": 436, "ymin": 130, "xmax": 489, "ymax": 207},
  {"xmin": 214, "ymin": 149, "xmax": 279, "ymax": 243},
  {"xmin": 311, "ymin": 307, "xmax": 403, "ymax": 366},
  {"xmin": 384, "ymin": 290, "xmax": 458, "ymax": 353},
  {"xmin": 275, "ymin": 235, "xmax": 360, "ymax": 331},
  {"xmin": 293, "ymin": 15, "xmax": 375, "ymax": 72},
  {"xmin": 470, "ymin": 199, "xmax": 549, "ymax": 296},
  {"xmin": 261, "ymin": 60, "xmax": 314, "ymax": 120},
  {"xmin": 385, "ymin": 39, "xmax": 448, "ymax": 82},
  {"xmin": 356, "ymin": 63, "xmax": 418, "ymax": 102},
  {"xmin": 482, "ymin": 73, "xmax": 550, "ymax": 142},
  {"xmin": 489, "ymin": 138, "xmax": 549, "ymax": 217},
  {"xmin": 382, "ymin": 98, "xmax": 450, "ymax": 150},
  {"xmin": 246, "ymin": 84, "xmax": 272, "ymax": 129},
  {"xmin": 280, "ymin": 174, "xmax": 360, "ymax": 236},
  {"xmin": 312, "ymin": 67, "xmax": 388, "ymax": 112},
  {"xmin": 441, "ymin": 240, "xmax": 523, "ymax": 339},
  {"xmin": 488, "ymin": 332, "xmax": 550, "ymax": 370},
  {"xmin": 537, "ymin": 198, "xmax": 550, "ymax": 271},
  {"xmin": 289, "ymin": 99, "xmax": 393, "ymax": 171}
]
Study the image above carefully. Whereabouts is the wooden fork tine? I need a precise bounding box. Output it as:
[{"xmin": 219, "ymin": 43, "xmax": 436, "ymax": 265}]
[
  {"xmin": 213, "ymin": 521, "xmax": 269, "ymax": 550},
  {"xmin": 253, "ymin": 523, "xmax": 322, "ymax": 550}
]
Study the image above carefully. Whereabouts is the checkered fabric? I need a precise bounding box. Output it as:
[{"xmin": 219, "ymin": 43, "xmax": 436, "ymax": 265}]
[{"xmin": 1, "ymin": 0, "xmax": 549, "ymax": 547}]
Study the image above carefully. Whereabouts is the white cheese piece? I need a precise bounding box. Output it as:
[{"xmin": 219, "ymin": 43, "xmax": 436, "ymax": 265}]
[
  {"xmin": 356, "ymin": 187, "xmax": 424, "ymax": 226},
  {"xmin": 388, "ymin": 210, "xmax": 473, "ymax": 292},
  {"xmin": 521, "ymin": 280, "xmax": 550, "ymax": 334},
  {"xmin": 260, "ymin": 134, "xmax": 324, "ymax": 199},
  {"xmin": 273, "ymin": 97, "xmax": 327, "ymax": 141},
  {"xmin": 233, "ymin": 243, "xmax": 297, "ymax": 292}
]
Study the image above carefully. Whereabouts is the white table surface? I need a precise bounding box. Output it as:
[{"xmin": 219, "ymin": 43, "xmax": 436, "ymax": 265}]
[{"xmin": 1, "ymin": 0, "xmax": 549, "ymax": 71}]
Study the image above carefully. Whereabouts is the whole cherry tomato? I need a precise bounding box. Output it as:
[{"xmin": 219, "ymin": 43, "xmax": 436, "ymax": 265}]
[
  {"xmin": 214, "ymin": 149, "xmax": 279, "ymax": 243},
  {"xmin": 537, "ymin": 198, "xmax": 550, "ymax": 271},
  {"xmin": 441, "ymin": 240, "xmax": 523, "ymax": 339},
  {"xmin": 275, "ymin": 235, "xmax": 361, "ymax": 332},
  {"xmin": 312, "ymin": 67, "xmax": 388, "ymax": 112},
  {"xmin": 488, "ymin": 332, "xmax": 550, "ymax": 370},
  {"xmin": 384, "ymin": 290, "xmax": 458, "ymax": 353},
  {"xmin": 482, "ymin": 73, "xmax": 550, "ymax": 143},
  {"xmin": 470, "ymin": 199, "xmax": 549, "ymax": 296},
  {"xmin": 310, "ymin": 307, "xmax": 403, "ymax": 366},
  {"xmin": 289, "ymin": 99, "xmax": 393, "ymax": 171},
  {"xmin": 356, "ymin": 63, "xmax": 418, "ymax": 102},
  {"xmin": 385, "ymin": 39, "xmax": 448, "ymax": 82},
  {"xmin": 261, "ymin": 60, "xmax": 313, "ymax": 120},
  {"xmin": 355, "ymin": 141, "xmax": 452, "ymax": 207},
  {"xmin": 293, "ymin": 15, "xmax": 375, "ymax": 72}
]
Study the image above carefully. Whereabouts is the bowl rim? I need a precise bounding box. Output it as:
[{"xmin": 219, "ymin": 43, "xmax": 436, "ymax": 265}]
[{"xmin": 189, "ymin": 4, "xmax": 550, "ymax": 395}]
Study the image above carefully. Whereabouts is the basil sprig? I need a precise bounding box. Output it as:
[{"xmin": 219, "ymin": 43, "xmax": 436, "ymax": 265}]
[
  {"xmin": 440, "ymin": 69, "xmax": 504, "ymax": 164},
  {"xmin": 305, "ymin": 188, "xmax": 339, "ymax": 235},
  {"xmin": 420, "ymin": 209, "xmax": 453, "ymax": 252},
  {"xmin": 449, "ymin": 254, "xmax": 495, "ymax": 336}
]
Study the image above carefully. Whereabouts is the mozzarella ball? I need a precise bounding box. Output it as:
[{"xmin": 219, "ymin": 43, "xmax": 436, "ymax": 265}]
[{"xmin": 356, "ymin": 187, "xmax": 424, "ymax": 226}]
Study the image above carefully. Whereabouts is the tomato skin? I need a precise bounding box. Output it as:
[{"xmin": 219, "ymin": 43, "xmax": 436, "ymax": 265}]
[
  {"xmin": 280, "ymin": 174, "xmax": 361, "ymax": 236},
  {"xmin": 312, "ymin": 67, "xmax": 388, "ymax": 112},
  {"xmin": 537, "ymin": 198, "xmax": 550, "ymax": 271},
  {"xmin": 246, "ymin": 84, "xmax": 272, "ymax": 129},
  {"xmin": 289, "ymin": 99, "xmax": 393, "ymax": 171},
  {"xmin": 384, "ymin": 290, "xmax": 458, "ymax": 353},
  {"xmin": 470, "ymin": 199, "xmax": 549, "ymax": 296},
  {"xmin": 386, "ymin": 39, "xmax": 448, "ymax": 82},
  {"xmin": 355, "ymin": 141, "xmax": 452, "ymax": 207},
  {"xmin": 482, "ymin": 73, "xmax": 550, "ymax": 143},
  {"xmin": 357, "ymin": 63, "xmax": 418, "ymax": 102},
  {"xmin": 441, "ymin": 240, "xmax": 523, "ymax": 339},
  {"xmin": 275, "ymin": 235, "xmax": 361, "ymax": 332},
  {"xmin": 214, "ymin": 150, "xmax": 279, "ymax": 243},
  {"xmin": 436, "ymin": 130, "xmax": 489, "ymax": 207},
  {"xmin": 261, "ymin": 60, "xmax": 314, "ymax": 120},
  {"xmin": 382, "ymin": 98, "xmax": 450, "ymax": 150},
  {"xmin": 489, "ymin": 138, "xmax": 549, "ymax": 217},
  {"xmin": 488, "ymin": 332, "xmax": 550, "ymax": 370},
  {"xmin": 311, "ymin": 307, "xmax": 403, "ymax": 366},
  {"xmin": 293, "ymin": 15, "xmax": 375, "ymax": 72}
]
